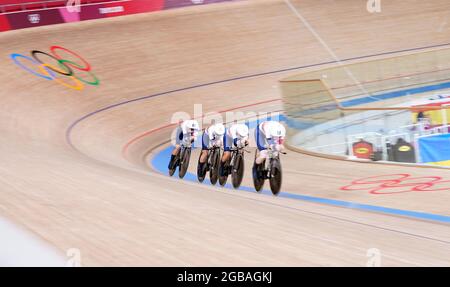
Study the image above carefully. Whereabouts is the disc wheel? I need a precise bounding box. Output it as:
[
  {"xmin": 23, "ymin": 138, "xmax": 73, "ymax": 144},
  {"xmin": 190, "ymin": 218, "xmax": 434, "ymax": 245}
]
[
  {"xmin": 209, "ymin": 148, "xmax": 220, "ymax": 185},
  {"xmin": 232, "ymin": 153, "xmax": 244, "ymax": 189},
  {"xmin": 269, "ymin": 159, "xmax": 282, "ymax": 195},
  {"xmin": 252, "ymin": 151, "xmax": 264, "ymax": 192},
  {"xmin": 197, "ymin": 152, "xmax": 207, "ymax": 183},
  {"xmin": 218, "ymin": 160, "xmax": 229, "ymax": 186}
]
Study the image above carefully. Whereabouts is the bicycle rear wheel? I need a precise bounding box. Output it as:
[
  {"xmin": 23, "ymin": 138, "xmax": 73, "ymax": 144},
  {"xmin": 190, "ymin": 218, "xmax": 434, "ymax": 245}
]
[
  {"xmin": 218, "ymin": 159, "xmax": 229, "ymax": 186},
  {"xmin": 197, "ymin": 152, "xmax": 207, "ymax": 183},
  {"xmin": 178, "ymin": 148, "xmax": 191, "ymax": 178},
  {"xmin": 232, "ymin": 153, "xmax": 244, "ymax": 189},
  {"xmin": 252, "ymin": 151, "xmax": 264, "ymax": 192},
  {"xmin": 209, "ymin": 148, "xmax": 220, "ymax": 185},
  {"xmin": 168, "ymin": 152, "xmax": 179, "ymax": 176}
]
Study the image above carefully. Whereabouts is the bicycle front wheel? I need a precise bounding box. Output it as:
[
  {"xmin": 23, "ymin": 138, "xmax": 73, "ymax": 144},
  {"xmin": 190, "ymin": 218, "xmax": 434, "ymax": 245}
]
[{"xmin": 269, "ymin": 158, "xmax": 282, "ymax": 195}]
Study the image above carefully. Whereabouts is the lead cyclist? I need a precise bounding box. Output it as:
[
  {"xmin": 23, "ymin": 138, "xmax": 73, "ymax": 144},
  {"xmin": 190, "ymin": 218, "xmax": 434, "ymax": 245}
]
[{"xmin": 253, "ymin": 121, "xmax": 286, "ymax": 176}]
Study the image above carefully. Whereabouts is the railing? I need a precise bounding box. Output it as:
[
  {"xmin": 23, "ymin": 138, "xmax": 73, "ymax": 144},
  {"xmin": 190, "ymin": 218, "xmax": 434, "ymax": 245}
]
[
  {"xmin": 281, "ymin": 47, "xmax": 450, "ymax": 167},
  {"xmin": 304, "ymin": 142, "xmax": 348, "ymax": 156}
]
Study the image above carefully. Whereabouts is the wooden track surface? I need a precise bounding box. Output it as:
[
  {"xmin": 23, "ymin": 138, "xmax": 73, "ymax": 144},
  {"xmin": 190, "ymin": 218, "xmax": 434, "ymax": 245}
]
[{"xmin": 0, "ymin": 0, "xmax": 449, "ymax": 266}]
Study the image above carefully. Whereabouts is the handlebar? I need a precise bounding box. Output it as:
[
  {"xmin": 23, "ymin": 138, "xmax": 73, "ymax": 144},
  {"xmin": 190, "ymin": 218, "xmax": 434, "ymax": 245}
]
[
  {"xmin": 208, "ymin": 146, "xmax": 221, "ymax": 151},
  {"xmin": 181, "ymin": 139, "xmax": 192, "ymax": 148},
  {"xmin": 228, "ymin": 146, "xmax": 251, "ymax": 153},
  {"xmin": 265, "ymin": 144, "xmax": 285, "ymax": 152}
]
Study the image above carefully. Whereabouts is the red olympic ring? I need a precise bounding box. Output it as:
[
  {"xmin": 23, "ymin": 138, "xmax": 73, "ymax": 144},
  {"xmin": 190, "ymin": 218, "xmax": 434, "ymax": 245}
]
[
  {"xmin": 340, "ymin": 174, "xmax": 450, "ymax": 195},
  {"xmin": 50, "ymin": 45, "xmax": 91, "ymax": 72}
]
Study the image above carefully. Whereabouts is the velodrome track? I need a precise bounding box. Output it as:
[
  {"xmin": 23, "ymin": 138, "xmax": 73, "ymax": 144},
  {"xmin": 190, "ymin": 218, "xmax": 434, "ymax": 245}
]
[{"xmin": 0, "ymin": 0, "xmax": 449, "ymax": 266}]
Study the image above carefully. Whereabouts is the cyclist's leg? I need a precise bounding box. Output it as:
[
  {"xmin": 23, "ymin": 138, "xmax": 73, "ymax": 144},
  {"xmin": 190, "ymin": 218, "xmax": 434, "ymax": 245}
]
[
  {"xmin": 222, "ymin": 151, "xmax": 231, "ymax": 163},
  {"xmin": 221, "ymin": 132, "xmax": 235, "ymax": 176},
  {"xmin": 199, "ymin": 132, "xmax": 209, "ymax": 164},
  {"xmin": 171, "ymin": 145, "xmax": 181, "ymax": 156},
  {"xmin": 255, "ymin": 126, "xmax": 268, "ymax": 165},
  {"xmin": 253, "ymin": 127, "xmax": 268, "ymax": 178},
  {"xmin": 173, "ymin": 127, "xmax": 183, "ymax": 154},
  {"xmin": 169, "ymin": 128, "xmax": 183, "ymax": 169},
  {"xmin": 221, "ymin": 133, "xmax": 232, "ymax": 163}
]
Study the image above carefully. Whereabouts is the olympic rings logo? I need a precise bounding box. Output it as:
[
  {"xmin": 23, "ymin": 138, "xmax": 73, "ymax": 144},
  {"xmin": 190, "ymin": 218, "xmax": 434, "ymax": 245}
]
[
  {"xmin": 340, "ymin": 174, "xmax": 450, "ymax": 195},
  {"xmin": 10, "ymin": 46, "xmax": 99, "ymax": 91}
]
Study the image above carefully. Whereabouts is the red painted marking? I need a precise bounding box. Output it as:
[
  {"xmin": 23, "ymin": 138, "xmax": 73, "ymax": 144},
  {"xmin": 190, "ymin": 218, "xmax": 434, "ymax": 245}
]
[
  {"xmin": 102, "ymin": 0, "xmax": 165, "ymax": 18},
  {"xmin": 341, "ymin": 174, "xmax": 450, "ymax": 195},
  {"xmin": 121, "ymin": 98, "xmax": 282, "ymax": 159},
  {"xmin": 0, "ymin": 14, "xmax": 11, "ymax": 32},
  {"xmin": 121, "ymin": 123, "xmax": 177, "ymax": 159}
]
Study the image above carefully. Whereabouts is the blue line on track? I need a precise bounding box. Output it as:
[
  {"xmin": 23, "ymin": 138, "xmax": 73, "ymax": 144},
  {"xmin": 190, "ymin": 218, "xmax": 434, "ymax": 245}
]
[
  {"xmin": 341, "ymin": 81, "xmax": 450, "ymax": 107},
  {"xmin": 152, "ymin": 145, "xmax": 450, "ymax": 224}
]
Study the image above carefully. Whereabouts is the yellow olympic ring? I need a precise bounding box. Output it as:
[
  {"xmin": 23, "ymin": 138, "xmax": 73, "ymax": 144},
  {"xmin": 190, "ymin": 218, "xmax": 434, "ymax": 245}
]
[{"xmin": 38, "ymin": 64, "xmax": 84, "ymax": 91}]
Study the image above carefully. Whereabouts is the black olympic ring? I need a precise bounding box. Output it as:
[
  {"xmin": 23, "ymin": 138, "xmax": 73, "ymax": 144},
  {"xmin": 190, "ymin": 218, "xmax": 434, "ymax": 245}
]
[{"xmin": 31, "ymin": 50, "xmax": 73, "ymax": 76}]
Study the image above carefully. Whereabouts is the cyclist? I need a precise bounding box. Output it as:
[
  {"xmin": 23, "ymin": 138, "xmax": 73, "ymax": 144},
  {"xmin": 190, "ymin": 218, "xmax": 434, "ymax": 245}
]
[
  {"xmin": 168, "ymin": 119, "xmax": 200, "ymax": 170},
  {"xmin": 220, "ymin": 123, "xmax": 249, "ymax": 175},
  {"xmin": 198, "ymin": 123, "xmax": 226, "ymax": 169},
  {"xmin": 254, "ymin": 120, "xmax": 286, "ymax": 175}
]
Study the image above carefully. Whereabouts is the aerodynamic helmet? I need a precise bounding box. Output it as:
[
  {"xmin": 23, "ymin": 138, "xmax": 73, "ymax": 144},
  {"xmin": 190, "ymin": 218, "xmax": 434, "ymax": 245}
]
[
  {"xmin": 236, "ymin": 124, "xmax": 249, "ymax": 138},
  {"xmin": 186, "ymin": 120, "xmax": 200, "ymax": 131},
  {"xmin": 268, "ymin": 122, "xmax": 286, "ymax": 138},
  {"xmin": 212, "ymin": 123, "xmax": 225, "ymax": 136}
]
